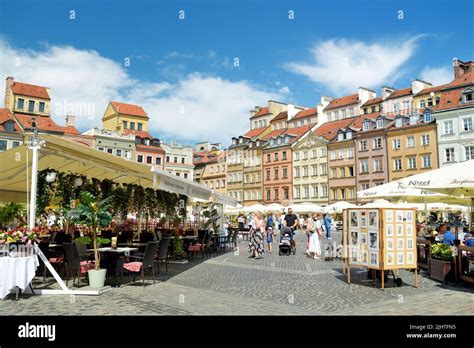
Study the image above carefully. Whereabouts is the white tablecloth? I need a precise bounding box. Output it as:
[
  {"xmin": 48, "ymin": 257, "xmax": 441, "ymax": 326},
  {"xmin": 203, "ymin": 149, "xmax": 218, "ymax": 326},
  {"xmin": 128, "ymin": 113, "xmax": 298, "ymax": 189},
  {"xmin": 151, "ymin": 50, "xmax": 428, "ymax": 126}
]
[{"xmin": 0, "ymin": 255, "xmax": 39, "ymax": 299}]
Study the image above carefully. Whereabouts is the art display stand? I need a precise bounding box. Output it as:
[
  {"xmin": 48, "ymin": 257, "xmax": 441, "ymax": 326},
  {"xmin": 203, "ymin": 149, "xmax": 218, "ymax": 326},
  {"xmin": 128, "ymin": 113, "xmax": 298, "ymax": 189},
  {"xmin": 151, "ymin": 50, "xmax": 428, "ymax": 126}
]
[{"xmin": 342, "ymin": 208, "xmax": 418, "ymax": 289}]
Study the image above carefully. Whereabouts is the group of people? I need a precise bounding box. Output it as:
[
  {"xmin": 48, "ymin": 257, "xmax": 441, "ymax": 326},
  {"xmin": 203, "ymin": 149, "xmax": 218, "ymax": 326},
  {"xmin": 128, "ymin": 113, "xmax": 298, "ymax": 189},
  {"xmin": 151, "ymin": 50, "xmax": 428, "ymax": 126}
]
[
  {"xmin": 240, "ymin": 208, "xmax": 334, "ymax": 260},
  {"xmin": 418, "ymin": 221, "xmax": 474, "ymax": 247}
]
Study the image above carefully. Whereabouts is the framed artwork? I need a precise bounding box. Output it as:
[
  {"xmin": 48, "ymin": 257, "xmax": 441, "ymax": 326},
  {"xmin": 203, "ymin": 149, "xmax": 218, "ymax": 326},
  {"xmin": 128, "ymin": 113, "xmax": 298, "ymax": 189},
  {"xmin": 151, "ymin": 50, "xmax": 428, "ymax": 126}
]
[
  {"xmin": 406, "ymin": 224, "xmax": 413, "ymax": 237},
  {"xmin": 396, "ymin": 224, "xmax": 404, "ymax": 237},
  {"xmin": 369, "ymin": 232, "xmax": 378, "ymax": 249},
  {"xmin": 360, "ymin": 233, "xmax": 367, "ymax": 245},
  {"xmin": 387, "ymin": 252, "xmax": 394, "ymax": 266},
  {"xmin": 386, "ymin": 210, "xmax": 393, "ymax": 222},
  {"xmin": 407, "ymin": 252, "xmax": 414, "ymax": 264},
  {"xmin": 360, "ymin": 216, "xmax": 367, "ymax": 228},
  {"xmin": 350, "ymin": 211, "xmax": 358, "ymax": 227},
  {"xmin": 370, "ymin": 252, "xmax": 378, "ymax": 266},
  {"xmin": 385, "ymin": 224, "xmax": 394, "ymax": 237},
  {"xmin": 386, "ymin": 238, "xmax": 394, "ymax": 251},
  {"xmin": 397, "ymin": 252, "xmax": 404, "ymax": 265},
  {"xmin": 396, "ymin": 238, "xmax": 404, "ymax": 251},
  {"xmin": 407, "ymin": 238, "xmax": 414, "ymax": 250},
  {"xmin": 406, "ymin": 211, "xmax": 413, "ymax": 223},
  {"xmin": 360, "ymin": 250, "xmax": 368, "ymax": 264},
  {"xmin": 396, "ymin": 210, "xmax": 404, "ymax": 222},
  {"xmin": 368, "ymin": 211, "xmax": 378, "ymax": 228},
  {"xmin": 351, "ymin": 231, "xmax": 359, "ymax": 245}
]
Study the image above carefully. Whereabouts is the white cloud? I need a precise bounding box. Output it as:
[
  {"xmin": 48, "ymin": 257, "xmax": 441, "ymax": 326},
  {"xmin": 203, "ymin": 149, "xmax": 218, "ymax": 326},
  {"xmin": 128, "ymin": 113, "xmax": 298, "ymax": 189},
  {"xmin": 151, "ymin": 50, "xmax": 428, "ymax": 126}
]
[
  {"xmin": 0, "ymin": 38, "xmax": 281, "ymax": 144},
  {"xmin": 278, "ymin": 86, "xmax": 291, "ymax": 94},
  {"xmin": 285, "ymin": 37, "xmax": 422, "ymax": 94},
  {"xmin": 420, "ymin": 66, "xmax": 452, "ymax": 86}
]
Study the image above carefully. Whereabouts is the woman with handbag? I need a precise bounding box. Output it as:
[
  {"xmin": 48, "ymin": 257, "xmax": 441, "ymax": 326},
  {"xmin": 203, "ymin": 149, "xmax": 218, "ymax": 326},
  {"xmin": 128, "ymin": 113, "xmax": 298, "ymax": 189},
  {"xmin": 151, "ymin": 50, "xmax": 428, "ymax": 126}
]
[
  {"xmin": 306, "ymin": 213, "xmax": 322, "ymax": 259},
  {"xmin": 248, "ymin": 212, "xmax": 265, "ymax": 259}
]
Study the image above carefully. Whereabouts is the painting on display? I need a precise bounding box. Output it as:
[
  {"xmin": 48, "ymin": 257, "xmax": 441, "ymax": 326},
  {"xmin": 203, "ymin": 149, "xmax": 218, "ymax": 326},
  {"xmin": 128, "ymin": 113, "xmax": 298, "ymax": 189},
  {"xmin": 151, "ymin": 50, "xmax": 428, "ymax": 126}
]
[
  {"xmin": 350, "ymin": 211, "xmax": 358, "ymax": 227},
  {"xmin": 387, "ymin": 252, "xmax": 395, "ymax": 266},
  {"xmin": 396, "ymin": 224, "xmax": 404, "ymax": 237},
  {"xmin": 360, "ymin": 233, "xmax": 367, "ymax": 245},
  {"xmin": 385, "ymin": 224, "xmax": 393, "ymax": 237},
  {"xmin": 370, "ymin": 252, "xmax": 378, "ymax": 267},
  {"xmin": 368, "ymin": 210, "xmax": 378, "ymax": 229},
  {"xmin": 396, "ymin": 210, "xmax": 404, "ymax": 222},
  {"xmin": 406, "ymin": 224, "xmax": 413, "ymax": 237},
  {"xmin": 386, "ymin": 238, "xmax": 394, "ymax": 251},
  {"xmin": 386, "ymin": 210, "xmax": 393, "ymax": 223},
  {"xmin": 369, "ymin": 232, "xmax": 378, "ymax": 249}
]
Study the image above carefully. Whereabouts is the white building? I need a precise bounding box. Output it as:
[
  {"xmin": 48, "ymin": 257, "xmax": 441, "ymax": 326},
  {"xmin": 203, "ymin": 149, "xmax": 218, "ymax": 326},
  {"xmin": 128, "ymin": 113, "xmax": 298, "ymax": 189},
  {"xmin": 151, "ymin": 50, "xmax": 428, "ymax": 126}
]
[
  {"xmin": 162, "ymin": 141, "xmax": 194, "ymax": 180},
  {"xmin": 82, "ymin": 127, "xmax": 136, "ymax": 160}
]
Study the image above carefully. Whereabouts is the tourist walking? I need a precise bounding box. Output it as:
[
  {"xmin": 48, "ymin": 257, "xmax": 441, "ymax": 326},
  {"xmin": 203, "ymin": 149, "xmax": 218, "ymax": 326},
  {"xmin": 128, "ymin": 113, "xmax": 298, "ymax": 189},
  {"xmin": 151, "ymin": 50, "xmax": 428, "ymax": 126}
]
[
  {"xmin": 266, "ymin": 214, "xmax": 274, "ymax": 253},
  {"xmin": 324, "ymin": 213, "xmax": 333, "ymax": 240},
  {"xmin": 248, "ymin": 212, "xmax": 265, "ymax": 259},
  {"xmin": 306, "ymin": 213, "xmax": 322, "ymax": 259},
  {"xmin": 238, "ymin": 213, "xmax": 245, "ymax": 232},
  {"xmin": 284, "ymin": 208, "xmax": 299, "ymax": 235}
]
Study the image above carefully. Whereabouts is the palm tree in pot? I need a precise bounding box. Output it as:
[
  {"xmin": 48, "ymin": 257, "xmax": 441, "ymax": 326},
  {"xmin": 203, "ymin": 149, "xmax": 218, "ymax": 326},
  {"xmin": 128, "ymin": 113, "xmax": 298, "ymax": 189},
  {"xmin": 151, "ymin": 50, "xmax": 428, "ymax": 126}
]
[{"xmin": 68, "ymin": 191, "xmax": 112, "ymax": 288}]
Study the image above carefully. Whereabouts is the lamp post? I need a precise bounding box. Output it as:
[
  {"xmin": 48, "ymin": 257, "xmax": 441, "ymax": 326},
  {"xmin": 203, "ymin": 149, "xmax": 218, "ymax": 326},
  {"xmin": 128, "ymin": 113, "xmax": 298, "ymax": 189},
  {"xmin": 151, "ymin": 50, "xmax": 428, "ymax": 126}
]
[{"xmin": 27, "ymin": 119, "xmax": 45, "ymax": 230}]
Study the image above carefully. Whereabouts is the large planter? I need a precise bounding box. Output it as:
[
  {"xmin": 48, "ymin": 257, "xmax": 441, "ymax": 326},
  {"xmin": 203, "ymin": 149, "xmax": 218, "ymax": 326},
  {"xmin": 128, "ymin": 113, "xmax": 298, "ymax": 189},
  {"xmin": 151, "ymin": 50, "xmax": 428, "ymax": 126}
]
[
  {"xmin": 88, "ymin": 269, "xmax": 107, "ymax": 288},
  {"xmin": 429, "ymin": 258, "xmax": 452, "ymax": 284}
]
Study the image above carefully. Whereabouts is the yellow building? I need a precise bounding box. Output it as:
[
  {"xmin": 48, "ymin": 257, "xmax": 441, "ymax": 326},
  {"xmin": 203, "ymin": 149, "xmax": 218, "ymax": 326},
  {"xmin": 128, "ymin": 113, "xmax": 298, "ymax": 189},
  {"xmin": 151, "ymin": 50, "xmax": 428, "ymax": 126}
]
[
  {"xmin": 4, "ymin": 76, "xmax": 51, "ymax": 116},
  {"xmin": 102, "ymin": 101, "xmax": 149, "ymax": 135},
  {"xmin": 243, "ymin": 139, "xmax": 264, "ymax": 206},
  {"xmin": 200, "ymin": 152, "xmax": 227, "ymax": 194},
  {"xmin": 386, "ymin": 113, "xmax": 439, "ymax": 181}
]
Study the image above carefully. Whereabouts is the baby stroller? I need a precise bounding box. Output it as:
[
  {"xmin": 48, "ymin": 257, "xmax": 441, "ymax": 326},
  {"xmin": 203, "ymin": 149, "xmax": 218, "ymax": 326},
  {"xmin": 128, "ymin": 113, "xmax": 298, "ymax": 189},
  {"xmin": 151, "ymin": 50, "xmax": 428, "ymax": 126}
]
[{"xmin": 279, "ymin": 231, "xmax": 296, "ymax": 255}]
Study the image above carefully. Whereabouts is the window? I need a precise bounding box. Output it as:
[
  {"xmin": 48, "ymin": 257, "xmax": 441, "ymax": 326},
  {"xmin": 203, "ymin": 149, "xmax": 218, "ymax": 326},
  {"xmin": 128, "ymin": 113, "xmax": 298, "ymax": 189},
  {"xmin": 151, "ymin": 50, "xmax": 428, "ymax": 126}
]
[
  {"xmin": 107, "ymin": 148, "xmax": 113, "ymax": 154},
  {"xmin": 116, "ymin": 149, "xmax": 122, "ymax": 157},
  {"xmin": 304, "ymin": 186, "xmax": 310, "ymax": 198},
  {"xmin": 348, "ymin": 148, "xmax": 353, "ymax": 158},
  {"xmin": 321, "ymin": 148, "xmax": 327, "ymax": 157},
  {"xmin": 28, "ymin": 100, "xmax": 35, "ymax": 112},
  {"xmin": 337, "ymin": 133, "xmax": 344, "ymax": 141},
  {"xmin": 376, "ymin": 119, "xmax": 384, "ymax": 129},
  {"xmin": 321, "ymin": 185, "xmax": 328, "ymax": 197},
  {"xmin": 312, "ymin": 185, "xmax": 318, "ymax": 197},
  {"xmin": 184, "ymin": 173, "xmax": 188, "ymax": 179},
  {"xmin": 393, "ymin": 139, "xmax": 401, "ymax": 149},
  {"xmin": 409, "ymin": 115, "xmax": 418, "ymax": 125},
  {"xmin": 393, "ymin": 103, "xmax": 399, "ymax": 112},
  {"xmin": 215, "ymin": 180, "xmax": 220, "ymax": 189},
  {"xmin": 374, "ymin": 159, "xmax": 382, "ymax": 172},
  {"xmin": 348, "ymin": 166, "xmax": 354, "ymax": 177},
  {"xmin": 130, "ymin": 122, "xmax": 135, "ymax": 130},
  {"xmin": 17, "ymin": 98, "xmax": 24, "ymax": 109},
  {"xmin": 346, "ymin": 131, "xmax": 352, "ymax": 140},
  {"xmin": 463, "ymin": 90, "xmax": 474, "ymax": 102},
  {"xmin": 422, "ymin": 155, "xmax": 432, "ymax": 168},
  {"xmin": 222, "ymin": 179, "xmax": 225, "ymax": 188},
  {"xmin": 266, "ymin": 154, "xmax": 271, "ymax": 162},
  {"xmin": 360, "ymin": 139, "xmax": 368, "ymax": 151},
  {"xmin": 146, "ymin": 156, "xmax": 152, "ymax": 164},
  {"xmin": 394, "ymin": 159, "xmax": 402, "ymax": 171},
  {"xmin": 395, "ymin": 118, "xmax": 403, "ymax": 127},
  {"xmin": 407, "ymin": 136, "xmax": 415, "ymax": 148},
  {"xmin": 294, "ymin": 152, "xmax": 299, "ymax": 161},
  {"xmin": 363, "ymin": 108, "xmax": 368, "ymax": 114},
  {"xmin": 321, "ymin": 164, "xmax": 327, "ymax": 175},
  {"xmin": 176, "ymin": 173, "xmax": 180, "ymax": 177},
  {"xmin": 360, "ymin": 160, "xmax": 369, "ymax": 174},
  {"xmin": 4, "ymin": 122, "xmax": 14, "ymax": 132},
  {"xmin": 274, "ymin": 188, "xmax": 279, "ymax": 200},
  {"xmin": 39, "ymin": 102, "xmax": 45, "ymax": 113},
  {"xmin": 12, "ymin": 141, "xmax": 20, "ymax": 148},
  {"xmin": 330, "ymin": 151, "xmax": 336, "ymax": 160},
  {"xmin": 463, "ymin": 118, "xmax": 473, "ymax": 132},
  {"xmin": 339, "ymin": 167, "xmax": 345, "ymax": 177},
  {"xmin": 361, "ymin": 183, "xmax": 370, "ymax": 191},
  {"xmin": 137, "ymin": 155, "xmax": 143, "ymax": 163},
  {"xmin": 282, "ymin": 151, "xmax": 287, "ymax": 160},
  {"xmin": 312, "ymin": 165, "xmax": 318, "ymax": 176},
  {"xmin": 156, "ymin": 157, "xmax": 162, "ymax": 165},
  {"xmin": 424, "ymin": 111, "xmax": 432, "ymax": 123},
  {"xmin": 342, "ymin": 110, "xmax": 346, "ymax": 118},
  {"xmin": 97, "ymin": 147, "xmax": 104, "ymax": 151},
  {"xmin": 445, "ymin": 148, "xmax": 455, "ymax": 162},
  {"xmin": 283, "ymin": 188, "xmax": 289, "ymax": 200},
  {"xmin": 373, "ymin": 137, "xmax": 382, "ymax": 149},
  {"xmin": 338, "ymin": 149, "xmax": 344, "ymax": 158},
  {"xmin": 123, "ymin": 121, "xmax": 128, "ymax": 129},
  {"xmin": 402, "ymin": 101, "xmax": 410, "ymax": 110},
  {"xmin": 465, "ymin": 146, "xmax": 474, "ymax": 160},
  {"xmin": 334, "ymin": 111, "xmax": 339, "ymax": 120},
  {"xmin": 443, "ymin": 120, "xmax": 454, "ymax": 134},
  {"xmin": 0, "ymin": 140, "xmax": 6, "ymax": 151},
  {"xmin": 174, "ymin": 157, "xmax": 178, "ymax": 163},
  {"xmin": 266, "ymin": 189, "xmax": 271, "ymax": 201},
  {"xmin": 363, "ymin": 121, "xmax": 371, "ymax": 131},
  {"xmin": 303, "ymin": 151, "xmax": 308, "ymax": 160},
  {"xmin": 294, "ymin": 187, "xmax": 301, "ymax": 199},
  {"xmin": 419, "ymin": 100, "xmax": 425, "ymax": 108},
  {"xmin": 166, "ymin": 156, "xmax": 170, "ymax": 162},
  {"xmin": 274, "ymin": 168, "xmax": 279, "ymax": 179},
  {"xmin": 181, "ymin": 157, "xmax": 185, "ymax": 164},
  {"xmin": 210, "ymin": 181, "xmax": 214, "ymax": 189},
  {"xmin": 137, "ymin": 123, "xmax": 142, "ymax": 131},
  {"xmin": 303, "ymin": 166, "xmax": 309, "ymax": 177},
  {"xmin": 274, "ymin": 153, "xmax": 278, "ymax": 161},
  {"xmin": 427, "ymin": 98, "xmax": 433, "ymax": 107},
  {"xmin": 282, "ymin": 168, "xmax": 288, "ymax": 178},
  {"xmin": 349, "ymin": 108, "xmax": 354, "ymax": 117},
  {"xmin": 408, "ymin": 156, "xmax": 416, "ymax": 169},
  {"xmin": 331, "ymin": 168, "xmax": 337, "ymax": 178},
  {"xmin": 266, "ymin": 170, "xmax": 271, "ymax": 180},
  {"xmin": 312, "ymin": 150, "xmax": 317, "ymax": 158},
  {"xmin": 418, "ymin": 134, "xmax": 429, "ymax": 146}
]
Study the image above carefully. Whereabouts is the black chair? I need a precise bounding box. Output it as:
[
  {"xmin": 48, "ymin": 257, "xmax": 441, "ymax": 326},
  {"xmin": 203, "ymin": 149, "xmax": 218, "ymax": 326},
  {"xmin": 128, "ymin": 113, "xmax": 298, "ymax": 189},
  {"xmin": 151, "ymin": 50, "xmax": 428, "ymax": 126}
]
[
  {"xmin": 140, "ymin": 232, "xmax": 155, "ymax": 243},
  {"xmin": 156, "ymin": 237, "xmax": 171, "ymax": 275},
  {"xmin": 231, "ymin": 229, "xmax": 238, "ymax": 249},
  {"xmin": 154, "ymin": 230, "xmax": 163, "ymax": 242},
  {"xmin": 63, "ymin": 243, "xmax": 94, "ymax": 287},
  {"xmin": 37, "ymin": 241, "xmax": 65, "ymax": 282},
  {"xmin": 73, "ymin": 240, "xmax": 93, "ymax": 261},
  {"xmin": 188, "ymin": 230, "xmax": 208, "ymax": 259},
  {"xmin": 122, "ymin": 241, "xmax": 159, "ymax": 286}
]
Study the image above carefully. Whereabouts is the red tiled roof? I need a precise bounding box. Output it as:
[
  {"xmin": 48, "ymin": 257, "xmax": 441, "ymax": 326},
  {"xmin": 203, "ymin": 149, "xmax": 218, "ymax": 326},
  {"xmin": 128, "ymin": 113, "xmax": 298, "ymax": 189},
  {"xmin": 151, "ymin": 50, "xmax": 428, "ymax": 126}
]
[
  {"xmin": 384, "ymin": 87, "xmax": 412, "ymax": 100},
  {"xmin": 11, "ymin": 81, "xmax": 50, "ymax": 100},
  {"xmin": 286, "ymin": 125, "xmax": 312, "ymax": 143},
  {"xmin": 361, "ymin": 97, "xmax": 382, "ymax": 107},
  {"xmin": 14, "ymin": 114, "xmax": 64, "ymax": 133},
  {"xmin": 244, "ymin": 126, "xmax": 267, "ymax": 138},
  {"xmin": 443, "ymin": 70, "xmax": 473, "ymax": 89},
  {"xmin": 414, "ymin": 84, "xmax": 446, "ymax": 96},
  {"xmin": 313, "ymin": 117, "xmax": 358, "ymax": 141},
  {"xmin": 0, "ymin": 108, "xmax": 21, "ymax": 132},
  {"xmin": 123, "ymin": 128, "xmax": 153, "ymax": 139},
  {"xmin": 293, "ymin": 107, "xmax": 317, "ymax": 120},
  {"xmin": 136, "ymin": 144, "xmax": 165, "ymax": 154},
  {"xmin": 111, "ymin": 101, "xmax": 148, "ymax": 118},
  {"xmin": 349, "ymin": 112, "xmax": 380, "ymax": 129},
  {"xmin": 271, "ymin": 111, "xmax": 288, "ymax": 122},
  {"xmin": 250, "ymin": 107, "xmax": 270, "ymax": 119},
  {"xmin": 262, "ymin": 129, "xmax": 286, "ymax": 140},
  {"xmin": 432, "ymin": 87, "xmax": 474, "ymax": 112},
  {"xmin": 324, "ymin": 94, "xmax": 358, "ymax": 111},
  {"xmin": 59, "ymin": 126, "xmax": 80, "ymax": 135}
]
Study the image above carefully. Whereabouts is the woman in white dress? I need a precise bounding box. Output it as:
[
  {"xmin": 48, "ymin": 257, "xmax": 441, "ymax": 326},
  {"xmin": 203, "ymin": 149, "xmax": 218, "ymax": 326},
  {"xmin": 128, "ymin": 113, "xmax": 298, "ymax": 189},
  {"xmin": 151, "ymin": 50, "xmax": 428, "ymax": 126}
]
[{"xmin": 306, "ymin": 213, "xmax": 322, "ymax": 259}]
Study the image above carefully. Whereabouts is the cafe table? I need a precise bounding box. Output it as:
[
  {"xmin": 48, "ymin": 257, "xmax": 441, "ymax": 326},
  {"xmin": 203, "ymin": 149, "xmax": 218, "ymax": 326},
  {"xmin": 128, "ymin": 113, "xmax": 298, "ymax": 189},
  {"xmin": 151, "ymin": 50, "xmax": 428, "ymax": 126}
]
[{"xmin": 0, "ymin": 253, "xmax": 39, "ymax": 300}]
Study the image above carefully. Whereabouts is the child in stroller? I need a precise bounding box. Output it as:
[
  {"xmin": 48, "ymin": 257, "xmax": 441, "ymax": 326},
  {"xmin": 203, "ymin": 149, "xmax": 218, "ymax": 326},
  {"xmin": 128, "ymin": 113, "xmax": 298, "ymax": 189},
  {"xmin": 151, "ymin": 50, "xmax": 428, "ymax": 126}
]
[{"xmin": 279, "ymin": 223, "xmax": 296, "ymax": 256}]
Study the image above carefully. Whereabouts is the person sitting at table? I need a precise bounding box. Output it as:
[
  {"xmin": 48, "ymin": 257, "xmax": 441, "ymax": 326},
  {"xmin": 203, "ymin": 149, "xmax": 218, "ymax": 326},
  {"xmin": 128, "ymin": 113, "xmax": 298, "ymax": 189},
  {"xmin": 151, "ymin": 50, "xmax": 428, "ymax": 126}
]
[
  {"xmin": 463, "ymin": 232, "xmax": 474, "ymax": 247},
  {"xmin": 440, "ymin": 223, "xmax": 455, "ymax": 246}
]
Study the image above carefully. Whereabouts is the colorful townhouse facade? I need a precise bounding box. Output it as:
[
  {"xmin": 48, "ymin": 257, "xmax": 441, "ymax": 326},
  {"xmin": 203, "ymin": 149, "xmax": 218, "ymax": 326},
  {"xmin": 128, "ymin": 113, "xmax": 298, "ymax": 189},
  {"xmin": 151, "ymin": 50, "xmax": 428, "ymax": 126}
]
[
  {"xmin": 199, "ymin": 151, "xmax": 227, "ymax": 193},
  {"xmin": 161, "ymin": 141, "xmax": 194, "ymax": 179},
  {"xmin": 82, "ymin": 127, "xmax": 136, "ymax": 161}
]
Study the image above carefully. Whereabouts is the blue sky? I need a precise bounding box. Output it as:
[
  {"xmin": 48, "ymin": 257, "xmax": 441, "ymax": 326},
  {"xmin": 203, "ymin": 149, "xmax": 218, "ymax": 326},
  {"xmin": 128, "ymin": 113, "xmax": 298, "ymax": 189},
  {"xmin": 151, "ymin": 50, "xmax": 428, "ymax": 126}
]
[{"xmin": 0, "ymin": 0, "xmax": 472, "ymax": 144}]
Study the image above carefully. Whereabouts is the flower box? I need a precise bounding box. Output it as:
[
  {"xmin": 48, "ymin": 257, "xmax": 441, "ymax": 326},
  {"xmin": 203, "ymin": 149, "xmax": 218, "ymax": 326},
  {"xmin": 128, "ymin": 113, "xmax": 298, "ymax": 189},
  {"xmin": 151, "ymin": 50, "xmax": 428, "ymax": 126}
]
[{"xmin": 429, "ymin": 258, "xmax": 452, "ymax": 284}]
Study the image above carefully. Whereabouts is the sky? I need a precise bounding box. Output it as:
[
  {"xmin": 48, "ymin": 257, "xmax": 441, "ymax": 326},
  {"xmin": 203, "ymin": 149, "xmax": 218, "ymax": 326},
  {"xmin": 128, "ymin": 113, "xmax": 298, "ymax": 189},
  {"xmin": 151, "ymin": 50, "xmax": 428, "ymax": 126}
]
[{"xmin": 0, "ymin": 0, "xmax": 472, "ymax": 145}]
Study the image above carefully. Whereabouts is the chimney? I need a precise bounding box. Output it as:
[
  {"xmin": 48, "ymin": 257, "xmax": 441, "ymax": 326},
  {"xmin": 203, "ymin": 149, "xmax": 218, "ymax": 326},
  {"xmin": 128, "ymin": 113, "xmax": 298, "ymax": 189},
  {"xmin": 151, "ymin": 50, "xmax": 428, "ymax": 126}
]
[
  {"xmin": 287, "ymin": 104, "xmax": 303, "ymax": 120},
  {"xmin": 453, "ymin": 58, "xmax": 472, "ymax": 79},
  {"xmin": 4, "ymin": 76, "xmax": 14, "ymax": 111},
  {"xmin": 411, "ymin": 79, "xmax": 432, "ymax": 95},
  {"xmin": 381, "ymin": 86, "xmax": 395, "ymax": 100},
  {"xmin": 66, "ymin": 113, "xmax": 75, "ymax": 127},
  {"xmin": 358, "ymin": 87, "xmax": 376, "ymax": 106}
]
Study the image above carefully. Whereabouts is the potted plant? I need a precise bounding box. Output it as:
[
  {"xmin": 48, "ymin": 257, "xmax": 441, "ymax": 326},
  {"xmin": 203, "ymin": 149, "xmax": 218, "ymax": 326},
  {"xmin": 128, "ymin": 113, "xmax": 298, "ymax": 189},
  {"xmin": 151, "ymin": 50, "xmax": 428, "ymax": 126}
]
[
  {"xmin": 429, "ymin": 243, "xmax": 454, "ymax": 284},
  {"xmin": 68, "ymin": 191, "xmax": 112, "ymax": 288}
]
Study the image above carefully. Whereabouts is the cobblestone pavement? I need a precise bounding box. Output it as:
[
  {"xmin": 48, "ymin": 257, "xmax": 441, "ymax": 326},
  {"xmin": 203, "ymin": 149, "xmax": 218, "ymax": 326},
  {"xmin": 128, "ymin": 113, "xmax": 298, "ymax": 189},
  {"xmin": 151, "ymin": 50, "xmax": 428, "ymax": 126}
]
[{"xmin": 1, "ymin": 231, "xmax": 473, "ymax": 315}]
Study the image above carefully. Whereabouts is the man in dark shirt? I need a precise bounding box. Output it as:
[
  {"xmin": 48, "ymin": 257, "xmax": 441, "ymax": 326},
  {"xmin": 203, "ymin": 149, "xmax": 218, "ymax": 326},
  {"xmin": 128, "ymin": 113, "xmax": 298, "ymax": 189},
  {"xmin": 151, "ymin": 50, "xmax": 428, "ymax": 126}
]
[{"xmin": 284, "ymin": 208, "xmax": 299, "ymax": 235}]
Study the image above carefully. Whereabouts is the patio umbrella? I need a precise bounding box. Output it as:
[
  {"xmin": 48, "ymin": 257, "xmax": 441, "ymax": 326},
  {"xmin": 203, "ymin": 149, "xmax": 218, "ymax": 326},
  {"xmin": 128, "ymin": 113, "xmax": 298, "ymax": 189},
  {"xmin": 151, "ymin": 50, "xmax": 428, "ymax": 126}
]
[
  {"xmin": 362, "ymin": 199, "xmax": 399, "ymax": 208},
  {"xmin": 324, "ymin": 201, "xmax": 357, "ymax": 213},
  {"xmin": 242, "ymin": 203, "xmax": 266, "ymax": 213},
  {"xmin": 262, "ymin": 203, "xmax": 285, "ymax": 213},
  {"xmin": 291, "ymin": 202, "xmax": 324, "ymax": 213}
]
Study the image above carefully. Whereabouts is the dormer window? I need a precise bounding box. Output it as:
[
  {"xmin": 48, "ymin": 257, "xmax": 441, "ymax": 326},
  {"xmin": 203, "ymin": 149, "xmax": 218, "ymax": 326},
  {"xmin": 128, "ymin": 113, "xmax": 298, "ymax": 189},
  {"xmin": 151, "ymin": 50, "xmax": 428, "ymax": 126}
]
[
  {"xmin": 363, "ymin": 121, "xmax": 371, "ymax": 131},
  {"xmin": 423, "ymin": 110, "xmax": 432, "ymax": 123},
  {"xmin": 239, "ymin": 138, "xmax": 243, "ymax": 144},
  {"xmin": 233, "ymin": 139, "xmax": 237, "ymax": 145},
  {"xmin": 395, "ymin": 118, "xmax": 403, "ymax": 128},
  {"xmin": 419, "ymin": 100, "xmax": 425, "ymax": 108},
  {"xmin": 409, "ymin": 115, "xmax": 418, "ymax": 125},
  {"xmin": 462, "ymin": 88, "xmax": 474, "ymax": 103},
  {"xmin": 256, "ymin": 141, "xmax": 260, "ymax": 146},
  {"xmin": 363, "ymin": 108, "xmax": 368, "ymax": 114},
  {"xmin": 4, "ymin": 121, "xmax": 14, "ymax": 132},
  {"xmin": 346, "ymin": 131, "xmax": 352, "ymax": 140},
  {"xmin": 376, "ymin": 119, "xmax": 384, "ymax": 129},
  {"xmin": 249, "ymin": 142, "xmax": 253, "ymax": 148},
  {"xmin": 337, "ymin": 132, "xmax": 344, "ymax": 141},
  {"xmin": 270, "ymin": 139, "xmax": 275, "ymax": 146}
]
